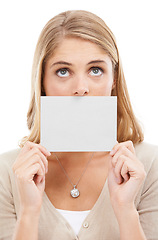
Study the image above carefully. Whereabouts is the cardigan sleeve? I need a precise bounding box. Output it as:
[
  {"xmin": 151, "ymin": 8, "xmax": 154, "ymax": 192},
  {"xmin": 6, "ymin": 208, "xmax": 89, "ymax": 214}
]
[
  {"xmin": 0, "ymin": 154, "xmax": 17, "ymax": 240},
  {"xmin": 137, "ymin": 148, "xmax": 158, "ymax": 240}
]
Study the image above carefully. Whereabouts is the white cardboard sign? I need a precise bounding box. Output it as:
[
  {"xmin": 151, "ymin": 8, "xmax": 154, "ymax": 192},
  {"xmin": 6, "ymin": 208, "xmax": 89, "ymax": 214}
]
[{"xmin": 40, "ymin": 96, "xmax": 117, "ymax": 152}]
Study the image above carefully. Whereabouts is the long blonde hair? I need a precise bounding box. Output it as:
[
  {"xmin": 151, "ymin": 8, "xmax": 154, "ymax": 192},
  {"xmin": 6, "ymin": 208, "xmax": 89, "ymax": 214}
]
[{"xmin": 19, "ymin": 10, "xmax": 144, "ymax": 148}]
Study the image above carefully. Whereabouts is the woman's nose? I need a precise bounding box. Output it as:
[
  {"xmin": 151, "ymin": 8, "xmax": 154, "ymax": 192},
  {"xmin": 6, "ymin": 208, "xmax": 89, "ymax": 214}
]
[
  {"xmin": 73, "ymin": 76, "xmax": 89, "ymax": 96},
  {"xmin": 74, "ymin": 88, "xmax": 89, "ymax": 96}
]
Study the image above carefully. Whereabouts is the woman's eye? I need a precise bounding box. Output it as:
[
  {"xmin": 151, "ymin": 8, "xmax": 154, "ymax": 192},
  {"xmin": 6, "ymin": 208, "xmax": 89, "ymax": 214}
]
[
  {"xmin": 56, "ymin": 68, "xmax": 69, "ymax": 77},
  {"xmin": 89, "ymin": 67, "xmax": 103, "ymax": 76}
]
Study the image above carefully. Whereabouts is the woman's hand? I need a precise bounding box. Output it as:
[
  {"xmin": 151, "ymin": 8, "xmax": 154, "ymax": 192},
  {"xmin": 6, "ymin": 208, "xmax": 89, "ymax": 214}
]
[
  {"xmin": 108, "ymin": 141, "xmax": 146, "ymax": 213},
  {"xmin": 12, "ymin": 141, "xmax": 51, "ymax": 214}
]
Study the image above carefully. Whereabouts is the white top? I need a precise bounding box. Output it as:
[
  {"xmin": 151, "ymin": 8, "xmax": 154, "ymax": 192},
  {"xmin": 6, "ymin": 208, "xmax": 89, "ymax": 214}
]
[{"xmin": 56, "ymin": 208, "xmax": 90, "ymax": 235}]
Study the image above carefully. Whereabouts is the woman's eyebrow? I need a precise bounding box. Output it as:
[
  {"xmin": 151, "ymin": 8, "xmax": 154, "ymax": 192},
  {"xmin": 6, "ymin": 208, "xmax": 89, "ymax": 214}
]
[
  {"xmin": 87, "ymin": 60, "xmax": 107, "ymax": 65},
  {"xmin": 50, "ymin": 60, "xmax": 107, "ymax": 68},
  {"xmin": 50, "ymin": 61, "xmax": 72, "ymax": 68}
]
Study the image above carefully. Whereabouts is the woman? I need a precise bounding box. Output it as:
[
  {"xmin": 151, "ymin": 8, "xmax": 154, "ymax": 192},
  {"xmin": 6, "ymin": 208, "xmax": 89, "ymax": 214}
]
[{"xmin": 0, "ymin": 10, "xmax": 158, "ymax": 240}]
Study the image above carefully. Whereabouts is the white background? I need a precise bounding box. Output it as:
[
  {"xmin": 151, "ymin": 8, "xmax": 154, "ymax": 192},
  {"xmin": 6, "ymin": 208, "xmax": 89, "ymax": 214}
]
[{"xmin": 0, "ymin": 0, "xmax": 158, "ymax": 154}]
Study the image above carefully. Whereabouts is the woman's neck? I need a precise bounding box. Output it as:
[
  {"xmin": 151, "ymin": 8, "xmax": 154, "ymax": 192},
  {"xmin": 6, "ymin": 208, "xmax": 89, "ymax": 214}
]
[{"xmin": 48, "ymin": 151, "xmax": 109, "ymax": 166}]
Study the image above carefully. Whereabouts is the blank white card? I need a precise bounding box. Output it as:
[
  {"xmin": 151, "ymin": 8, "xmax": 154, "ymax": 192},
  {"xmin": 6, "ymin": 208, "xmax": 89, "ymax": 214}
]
[{"xmin": 40, "ymin": 96, "xmax": 117, "ymax": 152}]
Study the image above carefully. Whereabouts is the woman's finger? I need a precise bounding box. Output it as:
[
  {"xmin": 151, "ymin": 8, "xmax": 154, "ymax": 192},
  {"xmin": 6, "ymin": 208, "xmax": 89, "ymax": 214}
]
[
  {"xmin": 28, "ymin": 148, "xmax": 48, "ymax": 173},
  {"xmin": 23, "ymin": 141, "xmax": 51, "ymax": 157},
  {"xmin": 33, "ymin": 174, "xmax": 45, "ymax": 185},
  {"xmin": 111, "ymin": 145, "xmax": 134, "ymax": 167},
  {"xmin": 121, "ymin": 161, "xmax": 130, "ymax": 182},
  {"xmin": 13, "ymin": 147, "xmax": 48, "ymax": 174},
  {"xmin": 110, "ymin": 140, "xmax": 135, "ymax": 156},
  {"xmin": 25, "ymin": 153, "xmax": 46, "ymax": 175},
  {"xmin": 15, "ymin": 163, "xmax": 44, "ymax": 182},
  {"xmin": 113, "ymin": 155, "xmax": 126, "ymax": 184}
]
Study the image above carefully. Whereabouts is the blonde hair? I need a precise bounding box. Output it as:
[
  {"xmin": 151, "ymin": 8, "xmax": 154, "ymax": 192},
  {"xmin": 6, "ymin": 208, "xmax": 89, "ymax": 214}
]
[{"xmin": 19, "ymin": 10, "xmax": 144, "ymax": 148}]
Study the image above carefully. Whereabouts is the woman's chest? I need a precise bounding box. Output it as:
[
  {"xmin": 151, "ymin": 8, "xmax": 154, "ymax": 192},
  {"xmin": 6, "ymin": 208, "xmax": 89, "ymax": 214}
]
[
  {"xmin": 40, "ymin": 175, "xmax": 120, "ymax": 240},
  {"xmin": 45, "ymin": 160, "xmax": 109, "ymax": 211}
]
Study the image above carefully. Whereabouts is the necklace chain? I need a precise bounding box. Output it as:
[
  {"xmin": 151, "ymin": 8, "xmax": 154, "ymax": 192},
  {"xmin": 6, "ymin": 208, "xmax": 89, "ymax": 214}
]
[{"xmin": 53, "ymin": 152, "xmax": 95, "ymax": 188}]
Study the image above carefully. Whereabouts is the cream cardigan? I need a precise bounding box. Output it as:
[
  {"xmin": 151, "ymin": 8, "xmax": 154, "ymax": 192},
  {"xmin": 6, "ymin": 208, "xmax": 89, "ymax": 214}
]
[{"xmin": 0, "ymin": 142, "xmax": 158, "ymax": 240}]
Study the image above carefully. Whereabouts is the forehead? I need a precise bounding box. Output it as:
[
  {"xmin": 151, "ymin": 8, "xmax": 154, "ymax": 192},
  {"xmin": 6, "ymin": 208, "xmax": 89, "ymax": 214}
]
[{"xmin": 48, "ymin": 37, "xmax": 112, "ymax": 65}]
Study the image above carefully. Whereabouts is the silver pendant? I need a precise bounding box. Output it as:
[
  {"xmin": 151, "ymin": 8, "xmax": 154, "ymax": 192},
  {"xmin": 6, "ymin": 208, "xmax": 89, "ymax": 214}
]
[{"xmin": 70, "ymin": 185, "xmax": 80, "ymax": 198}]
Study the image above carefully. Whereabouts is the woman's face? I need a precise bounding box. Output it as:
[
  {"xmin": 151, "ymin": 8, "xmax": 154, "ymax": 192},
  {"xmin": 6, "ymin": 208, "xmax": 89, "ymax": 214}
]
[{"xmin": 43, "ymin": 38, "xmax": 115, "ymax": 96}]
